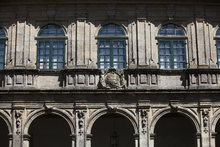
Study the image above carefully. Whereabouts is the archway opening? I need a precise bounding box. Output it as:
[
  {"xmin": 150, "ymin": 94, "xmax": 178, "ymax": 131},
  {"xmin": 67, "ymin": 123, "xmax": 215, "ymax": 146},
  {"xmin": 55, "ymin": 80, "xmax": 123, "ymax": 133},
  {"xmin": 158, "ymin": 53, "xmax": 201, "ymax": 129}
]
[
  {"xmin": 154, "ymin": 113, "xmax": 196, "ymax": 147},
  {"xmin": 29, "ymin": 114, "xmax": 71, "ymax": 147},
  {"xmin": 215, "ymin": 118, "xmax": 220, "ymax": 147},
  {"xmin": 91, "ymin": 113, "xmax": 135, "ymax": 147},
  {"xmin": 0, "ymin": 117, "xmax": 9, "ymax": 147}
]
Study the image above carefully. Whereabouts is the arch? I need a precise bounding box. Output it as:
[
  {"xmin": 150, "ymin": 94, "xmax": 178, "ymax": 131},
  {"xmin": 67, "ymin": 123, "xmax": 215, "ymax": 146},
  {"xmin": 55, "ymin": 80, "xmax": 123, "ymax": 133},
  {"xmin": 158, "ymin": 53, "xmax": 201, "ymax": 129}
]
[
  {"xmin": 96, "ymin": 23, "xmax": 127, "ymax": 37},
  {"xmin": 157, "ymin": 23, "xmax": 186, "ymax": 36},
  {"xmin": 0, "ymin": 110, "xmax": 12, "ymax": 134},
  {"xmin": 211, "ymin": 109, "xmax": 220, "ymax": 133},
  {"xmin": 150, "ymin": 107, "xmax": 200, "ymax": 134},
  {"xmin": 216, "ymin": 28, "xmax": 220, "ymax": 36},
  {"xmin": 24, "ymin": 108, "xmax": 75, "ymax": 135},
  {"xmin": 0, "ymin": 27, "xmax": 6, "ymax": 37},
  {"xmin": 87, "ymin": 108, "xmax": 138, "ymax": 135},
  {"xmin": 38, "ymin": 24, "xmax": 65, "ymax": 37}
]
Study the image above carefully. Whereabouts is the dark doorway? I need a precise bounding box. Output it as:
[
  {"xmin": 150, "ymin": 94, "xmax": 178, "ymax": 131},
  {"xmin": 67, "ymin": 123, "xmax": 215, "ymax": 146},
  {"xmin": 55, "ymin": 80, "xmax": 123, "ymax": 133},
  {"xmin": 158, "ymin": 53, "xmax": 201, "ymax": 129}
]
[
  {"xmin": 0, "ymin": 117, "xmax": 9, "ymax": 147},
  {"xmin": 215, "ymin": 118, "xmax": 220, "ymax": 147},
  {"xmin": 91, "ymin": 113, "xmax": 135, "ymax": 147},
  {"xmin": 154, "ymin": 113, "xmax": 196, "ymax": 147},
  {"xmin": 29, "ymin": 114, "xmax": 71, "ymax": 147}
]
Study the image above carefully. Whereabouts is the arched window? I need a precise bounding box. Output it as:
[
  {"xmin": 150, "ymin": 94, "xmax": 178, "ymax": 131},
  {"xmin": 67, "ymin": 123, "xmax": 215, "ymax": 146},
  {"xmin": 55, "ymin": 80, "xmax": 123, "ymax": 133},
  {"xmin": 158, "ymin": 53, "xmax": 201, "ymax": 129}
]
[
  {"xmin": 157, "ymin": 24, "xmax": 186, "ymax": 69},
  {"xmin": 0, "ymin": 28, "xmax": 6, "ymax": 70},
  {"xmin": 37, "ymin": 24, "xmax": 66, "ymax": 70},
  {"xmin": 216, "ymin": 28, "xmax": 220, "ymax": 68},
  {"xmin": 97, "ymin": 24, "xmax": 126, "ymax": 69}
]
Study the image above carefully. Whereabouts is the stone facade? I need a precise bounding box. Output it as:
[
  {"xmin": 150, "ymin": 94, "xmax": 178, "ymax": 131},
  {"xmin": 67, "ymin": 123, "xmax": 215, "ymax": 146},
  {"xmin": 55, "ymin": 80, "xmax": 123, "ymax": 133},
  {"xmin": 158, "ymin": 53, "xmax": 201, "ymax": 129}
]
[{"xmin": 0, "ymin": 0, "xmax": 220, "ymax": 147}]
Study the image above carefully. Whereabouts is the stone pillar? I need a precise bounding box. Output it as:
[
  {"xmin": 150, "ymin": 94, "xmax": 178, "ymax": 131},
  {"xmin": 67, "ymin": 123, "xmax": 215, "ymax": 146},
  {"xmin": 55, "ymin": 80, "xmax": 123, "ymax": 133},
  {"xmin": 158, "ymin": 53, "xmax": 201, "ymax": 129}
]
[
  {"xmin": 86, "ymin": 134, "xmax": 92, "ymax": 147},
  {"xmin": 137, "ymin": 100, "xmax": 150, "ymax": 147},
  {"xmin": 71, "ymin": 134, "xmax": 76, "ymax": 147},
  {"xmin": 211, "ymin": 133, "xmax": 216, "ymax": 147},
  {"xmin": 149, "ymin": 133, "xmax": 155, "ymax": 147},
  {"xmin": 75, "ymin": 105, "xmax": 87, "ymax": 147},
  {"xmin": 23, "ymin": 134, "xmax": 30, "ymax": 147},
  {"xmin": 12, "ymin": 107, "xmax": 24, "ymax": 147},
  {"xmin": 76, "ymin": 18, "xmax": 87, "ymax": 67},
  {"xmin": 134, "ymin": 134, "xmax": 139, "ymax": 147},
  {"xmin": 8, "ymin": 134, "xmax": 13, "ymax": 147},
  {"xmin": 199, "ymin": 102, "xmax": 211, "ymax": 147},
  {"xmin": 136, "ymin": 18, "xmax": 148, "ymax": 67}
]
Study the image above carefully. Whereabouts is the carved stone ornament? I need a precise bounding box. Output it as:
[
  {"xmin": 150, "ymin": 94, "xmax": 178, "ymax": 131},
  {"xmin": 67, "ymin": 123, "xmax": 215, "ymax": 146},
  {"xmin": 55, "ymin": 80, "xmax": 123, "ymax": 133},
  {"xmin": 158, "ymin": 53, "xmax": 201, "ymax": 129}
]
[
  {"xmin": 99, "ymin": 69, "xmax": 125, "ymax": 89},
  {"xmin": 140, "ymin": 109, "xmax": 148, "ymax": 135},
  {"xmin": 15, "ymin": 110, "xmax": 23, "ymax": 135},
  {"xmin": 77, "ymin": 111, "xmax": 85, "ymax": 136},
  {"xmin": 202, "ymin": 109, "xmax": 209, "ymax": 133}
]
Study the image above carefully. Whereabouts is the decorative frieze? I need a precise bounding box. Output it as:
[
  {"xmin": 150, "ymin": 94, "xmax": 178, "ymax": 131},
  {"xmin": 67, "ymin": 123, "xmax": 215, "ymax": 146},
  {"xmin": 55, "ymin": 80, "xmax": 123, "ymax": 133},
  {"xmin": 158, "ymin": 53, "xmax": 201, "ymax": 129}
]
[
  {"xmin": 186, "ymin": 69, "xmax": 220, "ymax": 87},
  {"xmin": 0, "ymin": 69, "xmax": 38, "ymax": 87}
]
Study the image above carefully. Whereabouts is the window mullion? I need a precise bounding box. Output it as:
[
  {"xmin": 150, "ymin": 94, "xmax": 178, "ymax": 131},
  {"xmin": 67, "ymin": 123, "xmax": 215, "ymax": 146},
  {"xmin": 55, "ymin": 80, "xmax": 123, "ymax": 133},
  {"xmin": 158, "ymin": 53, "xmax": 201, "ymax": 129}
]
[
  {"xmin": 171, "ymin": 40, "xmax": 174, "ymax": 69},
  {"xmin": 110, "ymin": 40, "xmax": 113, "ymax": 68},
  {"xmin": 49, "ymin": 40, "xmax": 53, "ymax": 69}
]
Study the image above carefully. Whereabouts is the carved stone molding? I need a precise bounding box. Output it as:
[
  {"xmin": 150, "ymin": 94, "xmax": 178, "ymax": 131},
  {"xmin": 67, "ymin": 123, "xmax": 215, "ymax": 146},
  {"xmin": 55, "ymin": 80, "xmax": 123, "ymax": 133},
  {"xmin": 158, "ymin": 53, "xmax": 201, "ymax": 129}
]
[
  {"xmin": 140, "ymin": 109, "xmax": 148, "ymax": 135},
  {"xmin": 202, "ymin": 109, "xmax": 209, "ymax": 133},
  {"xmin": 14, "ymin": 110, "xmax": 23, "ymax": 135},
  {"xmin": 99, "ymin": 69, "xmax": 125, "ymax": 89},
  {"xmin": 77, "ymin": 111, "xmax": 85, "ymax": 136}
]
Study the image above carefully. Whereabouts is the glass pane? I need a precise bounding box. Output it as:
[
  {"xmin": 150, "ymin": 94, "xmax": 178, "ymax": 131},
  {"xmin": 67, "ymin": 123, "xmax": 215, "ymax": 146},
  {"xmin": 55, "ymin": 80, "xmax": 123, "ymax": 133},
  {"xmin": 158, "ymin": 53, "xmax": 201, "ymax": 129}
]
[
  {"xmin": 119, "ymin": 63, "xmax": 124, "ymax": 69},
  {"xmin": 98, "ymin": 24, "xmax": 125, "ymax": 36},
  {"xmin": 0, "ymin": 28, "xmax": 5, "ymax": 37},
  {"xmin": 119, "ymin": 49, "xmax": 124, "ymax": 55},
  {"xmin": 100, "ymin": 63, "xmax": 104, "ymax": 69},
  {"xmin": 166, "ymin": 63, "xmax": 170, "ymax": 69},
  {"xmin": 38, "ymin": 24, "xmax": 65, "ymax": 36},
  {"xmin": 99, "ymin": 49, "xmax": 105, "ymax": 55},
  {"xmin": 119, "ymin": 56, "xmax": 124, "ymax": 62},
  {"xmin": 105, "ymin": 49, "xmax": 110, "ymax": 55},
  {"xmin": 160, "ymin": 56, "xmax": 165, "ymax": 62},
  {"xmin": 113, "ymin": 56, "xmax": 118, "ymax": 62},
  {"xmin": 53, "ymin": 57, "xmax": 57, "ymax": 62},
  {"xmin": 158, "ymin": 24, "xmax": 184, "ymax": 36},
  {"xmin": 100, "ymin": 56, "xmax": 104, "ymax": 62},
  {"xmin": 113, "ymin": 63, "xmax": 118, "ymax": 68},
  {"xmin": 160, "ymin": 63, "xmax": 165, "ymax": 69},
  {"xmin": 174, "ymin": 63, "xmax": 178, "ymax": 69},
  {"xmin": 113, "ymin": 49, "xmax": 118, "ymax": 55},
  {"xmin": 105, "ymin": 63, "xmax": 110, "ymax": 69},
  {"xmin": 105, "ymin": 56, "xmax": 110, "ymax": 62}
]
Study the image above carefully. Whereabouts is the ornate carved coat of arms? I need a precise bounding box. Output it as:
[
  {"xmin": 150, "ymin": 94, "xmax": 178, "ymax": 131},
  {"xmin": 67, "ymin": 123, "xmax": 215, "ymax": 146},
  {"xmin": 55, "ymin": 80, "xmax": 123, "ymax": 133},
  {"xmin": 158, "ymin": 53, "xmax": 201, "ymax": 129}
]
[{"xmin": 99, "ymin": 69, "xmax": 125, "ymax": 89}]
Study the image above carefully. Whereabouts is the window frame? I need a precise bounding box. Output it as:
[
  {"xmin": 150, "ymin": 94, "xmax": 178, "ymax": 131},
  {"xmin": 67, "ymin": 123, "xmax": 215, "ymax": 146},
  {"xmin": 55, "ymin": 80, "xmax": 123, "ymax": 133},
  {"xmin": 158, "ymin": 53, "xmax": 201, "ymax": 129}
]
[
  {"xmin": 97, "ymin": 39, "xmax": 126, "ymax": 69},
  {"xmin": 157, "ymin": 24, "xmax": 187, "ymax": 70},
  {"xmin": 158, "ymin": 39, "xmax": 187, "ymax": 70},
  {"xmin": 0, "ymin": 28, "xmax": 7, "ymax": 70},
  {"xmin": 36, "ymin": 24, "xmax": 67, "ymax": 71},
  {"xmin": 97, "ymin": 24, "xmax": 127, "ymax": 69}
]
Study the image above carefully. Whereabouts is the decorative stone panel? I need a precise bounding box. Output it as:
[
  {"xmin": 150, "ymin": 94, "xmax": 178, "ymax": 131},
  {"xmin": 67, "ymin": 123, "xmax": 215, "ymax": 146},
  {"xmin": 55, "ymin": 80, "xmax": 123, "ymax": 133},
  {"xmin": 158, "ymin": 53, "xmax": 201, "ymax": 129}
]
[
  {"xmin": 0, "ymin": 69, "xmax": 38, "ymax": 87},
  {"xmin": 125, "ymin": 69, "xmax": 158, "ymax": 89},
  {"xmin": 186, "ymin": 69, "xmax": 220, "ymax": 88},
  {"xmin": 63, "ymin": 69, "xmax": 99, "ymax": 89}
]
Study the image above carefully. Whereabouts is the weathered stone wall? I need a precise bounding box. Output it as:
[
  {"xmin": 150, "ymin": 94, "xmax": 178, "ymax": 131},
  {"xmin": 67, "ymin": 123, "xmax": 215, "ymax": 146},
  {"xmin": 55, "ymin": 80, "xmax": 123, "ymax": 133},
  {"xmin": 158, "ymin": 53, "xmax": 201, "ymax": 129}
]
[{"xmin": 0, "ymin": 1, "xmax": 220, "ymax": 147}]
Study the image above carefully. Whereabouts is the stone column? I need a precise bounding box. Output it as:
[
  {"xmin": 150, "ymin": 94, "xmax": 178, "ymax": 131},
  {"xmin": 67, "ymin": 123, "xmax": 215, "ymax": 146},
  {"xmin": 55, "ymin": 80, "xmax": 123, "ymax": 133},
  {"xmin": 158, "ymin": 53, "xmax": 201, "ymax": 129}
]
[
  {"xmin": 8, "ymin": 134, "xmax": 13, "ymax": 147},
  {"xmin": 23, "ymin": 134, "xmax": 30, "ymax": 147},
  {"xmin": 211, "ymin": 133, "xmax": 216, "ymax": 147},
  {"xmin": 86, "ymin": 134, "xmax": 92, "ymax": 147},
  {"xmin": 71, "ymin": 134, "xmax": 76, "ymax": 147},
  {"xmin": 75, "ymin": 106, "xmax": 87, "ymax": 147},
  {"xmin": 149, "ymin": 133, "xmax": 155, "ymax": 147},
  {"xmin": 138, "ymin": 100, "xmax": 150, "ymax": 147},
  {"xmin": 12, "ymin": 107, "xmax": 24, "ymax": 147},
  {"xmin": 199, "ymin": 102, "xmax": 211, "ymax": 147}
]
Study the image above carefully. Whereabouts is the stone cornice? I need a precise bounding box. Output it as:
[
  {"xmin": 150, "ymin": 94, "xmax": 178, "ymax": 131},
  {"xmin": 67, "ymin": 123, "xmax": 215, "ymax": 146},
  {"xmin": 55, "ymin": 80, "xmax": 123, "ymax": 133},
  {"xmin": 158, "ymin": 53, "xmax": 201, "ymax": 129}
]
[{"xmin": 0, "ymin": 0, "xmax": 220, "ymax": 6}]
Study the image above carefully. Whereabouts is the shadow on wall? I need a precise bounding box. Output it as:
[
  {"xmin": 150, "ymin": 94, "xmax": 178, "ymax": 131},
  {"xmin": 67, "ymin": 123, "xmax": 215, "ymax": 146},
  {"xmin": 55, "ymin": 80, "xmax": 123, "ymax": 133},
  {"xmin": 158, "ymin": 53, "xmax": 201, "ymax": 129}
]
[
  {"xmin": 91, "ymin": 113, "xmax": 135, "ymax": 147},
  {"xmin": 29, "ymin": 114, "xmax": 71, "ymax": 147},
  {"xmin": 155, "ymin": 113, "xmax": 197, "ymax": 147}
]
